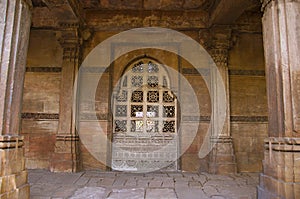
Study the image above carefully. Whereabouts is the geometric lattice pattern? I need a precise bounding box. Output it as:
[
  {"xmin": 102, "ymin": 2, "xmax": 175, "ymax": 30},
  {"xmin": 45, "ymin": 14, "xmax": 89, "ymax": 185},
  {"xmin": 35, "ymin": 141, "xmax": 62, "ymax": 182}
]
[
  {"xmin": 163, "ymin": 106, "xmax": 175, "ymax": 118},
  {"xmin": 132, "ymin": 61, "xmax": 144, "ymax": 73},
  {"xmin": 162, "ymin": 121, "xmax": 175, "ymax": 133},
  {"xmin": 131, "ymin": 120, "xmax": 144, "ymax": 132},
  {"xmin": 163, "ymin": 91, "xmax": 174, "ymax": 103},
  {"xmin": 147, "ymin": 91, "xmax": 159, "ymax": 103},
  {"xmin": 148, "ymin": 76, "xmax": 158, "ymax": 88},
  {"xmin": 148, "ymin": 61, "xmax": 159, "ymax": 73},
  {"xmin": 131, "ymin": 105, "xmax": 143, "ymax": 117},
  {"xmin": 147, "ymin": 105, "xmax": 159, "ymax": 118},
  {"xmin": 146, "ymin": 120, "xmax": 159, "ymax": 133},
  {"xmin": 115, "ymin": 105, "xmax": 127, "ymax": 117},
  {"xmin": 115, "ymin": 120, "xmax": 127, "ymax": 132},
  {"xmin": 131, "ymin": 91, "xmax": 143, "ymax": 102},
  {"xmin": 116, "ymin": 90, "xmax": 128, "ymax": 102},
  {"xmin": 132, "ymin": 76, "xmax": 143, "ymax": 87}
]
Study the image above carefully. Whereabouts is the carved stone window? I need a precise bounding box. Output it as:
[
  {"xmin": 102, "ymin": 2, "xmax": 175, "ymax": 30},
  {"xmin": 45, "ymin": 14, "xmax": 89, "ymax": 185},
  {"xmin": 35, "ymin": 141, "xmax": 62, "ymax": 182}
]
[{"xmin": 112, "ymin": 58, "xmax": 178, "ymax": 172}]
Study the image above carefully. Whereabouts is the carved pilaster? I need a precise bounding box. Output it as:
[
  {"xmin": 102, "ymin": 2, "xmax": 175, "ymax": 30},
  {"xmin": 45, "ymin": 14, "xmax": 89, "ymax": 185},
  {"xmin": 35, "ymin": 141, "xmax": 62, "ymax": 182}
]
[
  {"xmin": 0, "ymin": 0, "xmax": 32, "ymax": 197},
  {"xmin": 199, "ymin": 27, "xmax": 237, "ymax": 174},
  {"xmin": 51, "ymin": 23, "xmax": 82, "ymax": 172},
  {"xmin": 258, "ymin": 0, "xmax": 300, "ymax": 197}
]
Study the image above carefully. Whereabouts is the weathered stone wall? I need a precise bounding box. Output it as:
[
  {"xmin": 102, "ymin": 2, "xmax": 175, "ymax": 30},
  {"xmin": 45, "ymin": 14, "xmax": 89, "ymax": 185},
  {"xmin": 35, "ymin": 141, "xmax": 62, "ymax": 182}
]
[
  {"xmin": 229, "ymin": 33, "xmax": 268, "ymax": 172},
  {"xmin": 22, "ymin": 25, "xmax": 267, "ymax": 173},
  {"xmin": 21, "ymin": 30, "xmax": 62, "ymax": 169}
]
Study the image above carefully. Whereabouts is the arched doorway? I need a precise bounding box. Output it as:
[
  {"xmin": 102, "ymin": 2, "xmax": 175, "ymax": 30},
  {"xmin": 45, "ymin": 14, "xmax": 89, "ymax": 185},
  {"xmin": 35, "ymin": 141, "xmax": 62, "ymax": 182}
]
[{"xmin": 111, "ymin": 57, "xmax": 179, "ymax": 172}]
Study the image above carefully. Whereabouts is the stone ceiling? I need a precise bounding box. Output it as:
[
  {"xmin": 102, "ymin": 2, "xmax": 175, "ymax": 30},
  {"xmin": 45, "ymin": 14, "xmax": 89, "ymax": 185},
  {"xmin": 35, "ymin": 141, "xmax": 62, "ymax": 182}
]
[{"xmin": 30, "ymin": 0, "xmax": 261, "ymax": 29}]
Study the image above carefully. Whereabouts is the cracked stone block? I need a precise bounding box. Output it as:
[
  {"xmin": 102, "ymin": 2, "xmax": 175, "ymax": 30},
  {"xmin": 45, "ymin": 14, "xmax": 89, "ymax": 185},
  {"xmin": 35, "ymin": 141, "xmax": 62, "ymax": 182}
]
[
  {"xmin": 52, "ymin": 185, "xmax": 78, "ymax": 198},
  {"xmin": 107, "ymin": 188, "xmax": 145, "ymax": 199},
  {"xmin": 69, "ymin": 187, "xmax": 107, "ymax": 199},
  {"xmin": 188, "ymin": 181, "xmax": 202, "ymax": 187},
  {"xmin": 149, "ymin": 180, "xmax": 162, "ymax": 187},
  {"xmin": 203, "ymin": 185, "xmax": 219, "ymax": 197},
  {"xmin": 146, "ymin": 188, "xmax": 177, "ymax": 199},
  {"xmin": 175, "ymin": 187, "xmax": 209, "ymax": 199},
  {"xmin": 30, "ymin": 183, "xmax": 60, "ymax": 197}
]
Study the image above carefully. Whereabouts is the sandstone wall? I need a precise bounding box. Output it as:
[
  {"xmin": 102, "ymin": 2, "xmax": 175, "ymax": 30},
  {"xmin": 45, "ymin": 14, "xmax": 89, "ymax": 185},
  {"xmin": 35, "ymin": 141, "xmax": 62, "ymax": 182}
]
[
  {"xmin": 229, "ymin": 33, "xmax": 268, "ymax": 172},
  {"xmin": 21, "ymin": 30, "xmax": 62, "ymax": 169},
  {"xmin": 22, "ymin": 29, "xmax": 267, "ymax": 172}
]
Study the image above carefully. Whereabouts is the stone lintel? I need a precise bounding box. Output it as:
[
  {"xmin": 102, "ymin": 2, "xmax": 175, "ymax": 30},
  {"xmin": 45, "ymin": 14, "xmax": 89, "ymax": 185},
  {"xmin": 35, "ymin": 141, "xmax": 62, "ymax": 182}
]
[{"xmin": 85, "ymin": 10, "xmax": 209, "ymax": 30}]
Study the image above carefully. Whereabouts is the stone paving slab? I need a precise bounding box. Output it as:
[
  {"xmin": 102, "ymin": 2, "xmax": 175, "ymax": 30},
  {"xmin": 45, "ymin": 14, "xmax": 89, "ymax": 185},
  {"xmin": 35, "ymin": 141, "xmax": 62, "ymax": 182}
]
[
  {"xmin": 108, "ymin": 188, "xmax": 145, "ymax": 199},
  {"xmin": 146, "ymin": 188, "xmax": 177, "ymax": 199},
  {"xmin": 69, "ymin": 187, "xmax": 107, "ymax": 199},
  {"xmin": 28, "ymin": 169, "xmax": 259, "ymax": 199}
]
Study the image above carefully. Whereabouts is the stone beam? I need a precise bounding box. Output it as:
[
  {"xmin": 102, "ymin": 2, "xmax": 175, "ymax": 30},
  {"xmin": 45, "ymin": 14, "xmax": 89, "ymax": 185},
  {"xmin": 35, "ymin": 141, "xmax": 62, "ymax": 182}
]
[
  {"xmin": 85, "ymin": 10, "xmax": 209, "ymax": 30},
  {"xmin": 67, "ymin": 0, "xmax": 86, "ymax": 26},
  {"xmin": 31, "ymin": 0, "xmax": 84, "ymax": 28},
  {"xmin": 209, "ymin": 0, "xmax": 258, "ymax": 25}
]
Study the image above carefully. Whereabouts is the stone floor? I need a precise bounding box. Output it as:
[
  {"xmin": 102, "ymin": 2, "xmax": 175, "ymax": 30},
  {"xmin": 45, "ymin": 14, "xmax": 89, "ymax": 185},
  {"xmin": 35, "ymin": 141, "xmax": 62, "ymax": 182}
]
[{"xmin": 28, "ymin": 169, "xmax": 259, "ymax": 199}]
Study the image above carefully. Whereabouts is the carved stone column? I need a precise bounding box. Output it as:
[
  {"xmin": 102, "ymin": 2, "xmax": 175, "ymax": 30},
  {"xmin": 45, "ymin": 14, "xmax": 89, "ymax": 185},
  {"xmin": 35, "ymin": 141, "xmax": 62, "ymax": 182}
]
[
  {"xmin": 258, "ymin": 0, "xmax": 300, "ymax": 198},
  {"xmin": 50, "ymin": 24, "xmax": 82, "ymax": 172},
  {"xmin": 200, "ymin": 27, "xmax": 237, "ymax": 174},
  {"xmin": 0, "ymin": 0, "xmax": 32, "ymax": 198}
]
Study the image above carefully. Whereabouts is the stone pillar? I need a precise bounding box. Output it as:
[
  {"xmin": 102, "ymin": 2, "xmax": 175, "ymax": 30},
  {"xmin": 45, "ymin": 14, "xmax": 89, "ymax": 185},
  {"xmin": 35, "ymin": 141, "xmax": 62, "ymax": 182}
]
[
  {"xmin": 200, "ymin": 27, "xmax": 237, "ymax": 174},
  {"xmin": 258, "ymin": 0, "xmax": 300, "ymax": 198},
  {"xmin": 0, "ymin": 0, "xmax": 32, "ymax": 198},
  {"xmin": 50, "ymin": 24, "xmax": 82, "ymax": 172}
]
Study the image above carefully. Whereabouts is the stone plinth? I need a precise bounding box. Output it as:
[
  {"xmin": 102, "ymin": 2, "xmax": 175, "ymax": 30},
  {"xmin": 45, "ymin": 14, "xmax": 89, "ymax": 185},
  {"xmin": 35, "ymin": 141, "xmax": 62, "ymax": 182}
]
[
  {"xmin": 258, "ymin": 138, "xmax": 300, "ymax": 199},
  {"xmin": 50, "ymin": 135, "xmax": 81, "ymax": 172},
  {"xmin": 0, "ymin": 136, "xmax": 30, "ymax": 198},
  {"xmin": 208, "ymin": 136, "xmax": 237, "ymax": 174}
]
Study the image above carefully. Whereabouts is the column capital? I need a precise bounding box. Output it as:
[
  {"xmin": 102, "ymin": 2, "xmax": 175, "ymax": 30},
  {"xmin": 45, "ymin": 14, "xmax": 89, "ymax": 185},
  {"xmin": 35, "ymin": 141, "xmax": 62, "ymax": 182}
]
[
  {"xmin": 56, "ymin": 23, "xmax": 82, "ymax": 60},
  {"xmin": 199, "ymin": 27, "xmax": 232, "ymax": 67}
]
